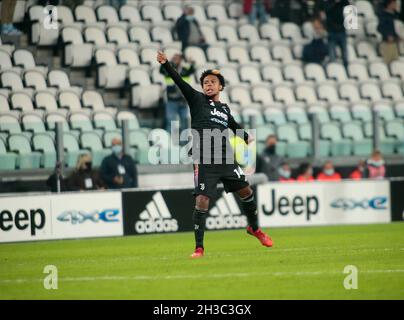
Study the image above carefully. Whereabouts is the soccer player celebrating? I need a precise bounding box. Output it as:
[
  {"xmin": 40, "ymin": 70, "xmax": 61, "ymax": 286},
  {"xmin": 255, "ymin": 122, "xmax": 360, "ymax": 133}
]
[{"xmin": 157, "ymin": 50, "xmax": 273, "ymax": 258}]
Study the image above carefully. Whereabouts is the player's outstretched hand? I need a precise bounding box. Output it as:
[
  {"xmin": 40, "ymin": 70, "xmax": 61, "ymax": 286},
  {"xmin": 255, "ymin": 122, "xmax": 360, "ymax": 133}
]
[{"xmin": 157, "ymin": 50, "xmax": 167, "ymax": 64}]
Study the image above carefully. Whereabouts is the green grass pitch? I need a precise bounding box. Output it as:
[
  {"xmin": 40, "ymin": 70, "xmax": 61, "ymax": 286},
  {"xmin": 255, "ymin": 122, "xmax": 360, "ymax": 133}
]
[{"xmin": 1, "ymin": 223, "xmax": 404, "ymax": 299}]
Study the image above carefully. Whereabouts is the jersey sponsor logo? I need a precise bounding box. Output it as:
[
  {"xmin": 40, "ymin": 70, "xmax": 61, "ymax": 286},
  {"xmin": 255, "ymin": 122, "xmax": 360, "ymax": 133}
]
[
  {"xmin": 135, "ymin": 192, "xmax": 178, "ymax": 233},
  {"xmin": 206, "ymin": 192, "xmax": 247, "ymax": 230},
  {"xmin": 210, "ymin": 108, "xmax": 228, "ymax": 121}
]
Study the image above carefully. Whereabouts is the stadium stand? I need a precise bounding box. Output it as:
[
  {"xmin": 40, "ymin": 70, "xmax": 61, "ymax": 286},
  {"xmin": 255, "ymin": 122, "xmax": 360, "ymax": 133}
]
[{"xmin": 0, "ymin": 0, "xmax": 403, "ymax": 192}]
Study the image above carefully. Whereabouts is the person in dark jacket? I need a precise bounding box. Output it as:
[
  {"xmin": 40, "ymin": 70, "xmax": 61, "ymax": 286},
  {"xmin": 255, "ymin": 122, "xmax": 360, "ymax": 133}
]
[
  {"xmin": 160, "ymin": 53, "xmax": 195, "ymax": 134},
  {"xmin": 318, "ymin": 0, "xmax": 351, "ymax": 69},
  {"xmin": 100, "ymin": 138, "xmax": 138, "ymax": 189},
  {"xmin": 256, "ymin": 134, "xmax": 284, "ymax": 181},
  {"xmin": 378, "ymin": 0, "xmax": 401, "ymax": 64},
  {"xmin": 175, "ymin": 7, "xmax": 208, "ymax": 52},
  {"xmin": 67, "ymin": 154, "xmax": 105, "ymax": 191}
]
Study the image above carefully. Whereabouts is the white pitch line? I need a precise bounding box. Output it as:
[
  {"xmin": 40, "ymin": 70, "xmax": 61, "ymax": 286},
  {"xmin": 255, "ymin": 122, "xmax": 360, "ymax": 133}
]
[{"xmin": 1, "ymin": 269, "xmax": 404, "ymax": 284}]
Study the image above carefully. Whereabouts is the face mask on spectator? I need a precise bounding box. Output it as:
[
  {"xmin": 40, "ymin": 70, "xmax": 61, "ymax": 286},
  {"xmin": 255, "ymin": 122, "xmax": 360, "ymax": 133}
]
[
  {"xmin": 324, "ymin": 168, "xmax": 335, "ymax": 176},
  {"xmin": 279, "ymin": 168, "xmax": 291, "ymax": 179},
  {"xmin": 368, "ymin": 159, "xmax": 384, "ymax": 167},
  {"xmin": 112, "ymin": 145, "xmax": 123, "ymax": 155},
  {"xmin": 85, "ymin": 162, "xmax": 92, "ymax": 172}
]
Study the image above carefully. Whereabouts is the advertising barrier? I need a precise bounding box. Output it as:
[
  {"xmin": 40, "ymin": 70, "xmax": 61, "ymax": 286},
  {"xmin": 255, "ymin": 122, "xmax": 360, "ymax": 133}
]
[
  {"xmin": 258, "ymin": 180, "xmax": 391, "ymax": 227},
  {"xmin": 390, "ymin": 179, "xmax": 404, "ymax": 222},
  {"xmin": 0, "ymin": 191, "xmax": 123, "ymax": 243},
  {"xmin": 122, "ymin": 188, "xmax": 247, "ymax": 235}
]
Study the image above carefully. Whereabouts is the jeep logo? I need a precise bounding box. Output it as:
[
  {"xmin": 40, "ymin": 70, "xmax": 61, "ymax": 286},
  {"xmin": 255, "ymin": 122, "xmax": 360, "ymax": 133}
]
[
  {"xmin": 0, "ymin": 209, "xmax": 46, "ymax": 236},
  {"xmin": 262, "ymin": 189, "xmax": 319, "ymax": 220}
]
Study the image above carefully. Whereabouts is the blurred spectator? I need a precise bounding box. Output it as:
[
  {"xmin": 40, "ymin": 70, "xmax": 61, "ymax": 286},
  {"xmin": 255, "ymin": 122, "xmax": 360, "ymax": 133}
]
[
  {"xmin": 316, "ymin": 160, "xmax": 342, "ymax": 181},
  {"xmin": 378, "ymin": 0, "xmax": 401, "ymax": 64},
  {"xmin": 272, "ymin": 0, "xmax": 308, "ymax": 24},
  {"xmin": 256, "ymin": 135, "xmax": 283, "ymax": 181},
  {"xmin": 160, "ymin": 53, "xmax": 195, "ymax": 134},
  {"xmin": 67, "ymin": 154, "xmax": 105, "ymax": 191},
  {"xmin": 243, "ymin": 0, "xmax": 270, "ymax": 25},
  {"xmin": 318, "ymin": 0, "xmax": 351, "ymax": 69},
  {"xmin": 366, "ymin": 150, "xmax": 386, "ymax": 179},
  {"xmin": 278, "ymin": 162, "xmax": 295, "ymax": 182},
  {"xmin": 37, "ymin": 0, "xmax": 59, "ymax": 5},
  {"xmin": 349, "ymin": 160, "xmax": 368, "ymax": 180},
  {"xmin": 296, "ymin": 162, "xmax": 314, "ymax": 181},
  {"xmin": 108, "ymin": 0, "xmax": 126, "ymax": 10},
  {"xmin": 46, "ymin": 161, "xmax": 67, "ymax": 192},
  {"xmin": 1, "ymin": 0, "xmax": 21, "ymax": 35},
  {"xmin": 175, "ymin": 7, "xmax": 208, "ymax": 52},
  {"xmin": 302, "ymin": 17, "xmax": 329, "ymax": 64},
  {"xmin": 100, "ymin": 138, "xmax": 138, "ymax": 189}
]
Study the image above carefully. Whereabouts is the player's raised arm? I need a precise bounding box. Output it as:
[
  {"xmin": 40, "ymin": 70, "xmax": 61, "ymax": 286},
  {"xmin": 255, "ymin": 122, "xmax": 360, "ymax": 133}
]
[{"xmin": 157, "ymin": 50, "xmax": 197, "ymax": 103}]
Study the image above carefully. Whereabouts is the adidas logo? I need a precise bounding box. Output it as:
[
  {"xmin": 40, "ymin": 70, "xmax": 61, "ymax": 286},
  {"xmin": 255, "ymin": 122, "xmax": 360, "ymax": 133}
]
[
  {"xmin": 135, "ymin": 192, "xmax": 178, "ymax": 234},
  {"xmin": 206, "ymin": 192, "xmax": 248, "ymax": 230}
]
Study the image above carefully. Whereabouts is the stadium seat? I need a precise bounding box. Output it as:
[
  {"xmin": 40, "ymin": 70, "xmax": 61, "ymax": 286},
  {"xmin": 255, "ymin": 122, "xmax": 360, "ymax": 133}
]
[
  {"xmin": 0, "ymin": 114, "xmax": 22, "ymax": 136},
  {"xmin": 0, "ymin": 50, "xmax": 21, "ymax": 74},
  {"xmin": 250, "ymin": 44, "xmax": 278, "ymax": 65},
  {"xmin": 129, "ymin": 68, "xmax": 162, "ymax": 109},
  {"xmin": 117, "ymin": 48, "xmax": 145, "ymax": 70},
  {"xmin": 8, "ymin": 134, "xmax": 41, "ymax": 169},
  {"xmin": 56, "ymin": 5, "xmax": 83, "ymax": 30},
  {"xmin": 200, "ymin": 24, "xmax": 225, "ymax": 46},
  {"xmin": 23, "ymin": 71, "xmax": 57, "ymax": 96},
  {"xmin": 96, "ymin": 5, "xmax": 128, "ymax": 29},
  {"xmin": 356, "ymin": 41, "xmax": 382, "ymax": 62},
  {"xmin": 281, "ymin": 22, "xmax": 308, "ymax": 44},
  {"xmin": 107, "ymin": 26, "xmax": 138, "ymax": 50},
  {"xmin": 141, "ymin": 4, "xmax": 171, "ymax": 28},
  {"xmin": 363, "ymin": 121, "xmax": 396, "ymax": 154},
  {"xmin": 381, "ymin": 81, "xmax": 404, "ymax": 102},
  {"xmin": 139, "ymin": 46, "xmax": 161, "ymax": 67},
  {"xmin": 321, "ymin": 122, "xmax": 352, "ymax": 156},
  {"xmin": 29, "ymin": 6, "xmax": 59, "ymax": 46},
  {"xmin": 385, "ymin": 119, "xmax": 404, "ymax": 154},
  {"xmin": 116, "ymin": 111, "xmax": 140, "ymax": 130},
  {"xmin": 62, "ymin": 27, "xmax": 94, "ymax": 67},
  {"xmin": 22, "ymin": 114, "xmax": 54, "ymax": 138},
  {"xmin": 261, "ymin": 64, "xmax": 284, "ymax": 84},
  {"xmin": 63, "ymin": 133, "xmax": 88, "ymax": 168},
  {"xmin": 259, "ymin": 23, "xmax": 285, "ymax": 43},
  {"xmin": 241, "ymin": 108, "xmax": 265, "ymax": 127},
  {"xmin": 238, "ymin": 24, "xmax": 267, "ymax": 45},
  {"xmin": 82, "ymin": 90, "xmax": 117, "ymax": 115},
  {"xmin": 339, "ymin": 83, "xmax": 362, "ymax": 103},
  {"xmin": 307, "ymin": 105, "xmax": 331, "ymax": 124},
  {"xmin": 0, "ymin": 138, "xmax": 17, "ymax": 170},
  {"xmin": 356, "ymin": 0, "xmax": 377, "ymax": 19},
  {"xmin": 13, "ymin": 49, "xmax": 47, "ymax": 75},
  {"xmin": 273, "ymin": 84, "xmax": 296, "ymax": 104},
  {"xmin": 342, "ymin": 122, "xmax": 373, "ymax": 156},
  {"xmin": 228, "ymin": 45, "xmax": 255, "ymax": 65},
  {"xmin": 395, "ymin": 102, "xmax": 404, "ymax": 119},
  {"xmin": 286, "ymin": 107, "xmax": 309, "ymax": 124},
  {"xmin": 284, "ymin": 64, "xmax": 310, "ymax": 84},
  {"xmin": 239, "ymin": 65, "xmax": 262, "ymax": 85},
  {"xmin": 1, "ymin": 71, "xmax": 34, "ymax": 97},
  {"xmin": 162, "ymin": 4, "xmax": 183, "ymax": 22},
  {"xmin": 80, "ymin": 132, "xmax": 111, "ymax": 167},
  {"xmin": 119, "ymin": 4, "xmax": 143, "ymax": 26},
  {"xmin": 298, "ymin": 123, "xmax": 330, "ymax": 157},
  {"xmin": 129, "ymin": 130, "xmax": 150, "ymax": 164},
  {"xmin": 351, "ymin": 103, "xmax": 372, "ymax": 122},
  {"xmin": 206, "ymin": 3, "xmax": 234, "ymax": 25},
  {"xmin": 390, "ymin": 60, "xmax": 404, "ymax": 81},
  {"xmin": 317, "ymin": 83, "xmax": 340, "ymax": 103},
  {"xmin": 348, "ymin": 62, "xmax": 370, "ymax": 82},
  {"xmin": 128, "ymin": 26, "xmax": 153, "ymax": 45},
  {"xmin": 95, "ymin": 49, "xmax": 127, "ymax": 89},
  {"xmin": 304, "ymin": 63, "xmax": 330, "ymax": 84},
  {"xmin": 184, "ymin": 46, "xmax": 207, "ymax": 66},
  {"xmin": 75, "ymin": 5, "xmax": 106, "ymax": 29},
  {"xmin": 373, "ymin": 103, "xmax": 395, "ymax": 122},
  {"xmin": 271, "ymin": 44, "xmax": 297, "ymax": 64},
  {"xmin": 264, "ymin": 108, "xmax": 286, "ymax": 126},
  {"xmin": 84, "ymin": 26, "xmax": 116, "ymax": 51},
  {"xmin": 10, "ymin": 92, "xmax": 43, "ymax": 117},
  {"xmin": 360, "ymin": 82, "xmax": 388, "ymax": 103},
  {"xmin": 32, "ymin": 133, "xmax": 57, "ymax": 168},
  {"xmin": 48, "ymin": 70, "xmax": 83, "ymax": 96},
  {"xmin": 326, "ymin": 62, "xmax": 351, "ymax": 83},
  {"xmin": 93, "ymin": 111, "xmax": 119, "ymax": 133},
  {"xmin": 228, "ymin": 85, "xmax": 260, "ymax": 108},
  {"xmin": 59, "ymin": 91, "xmax": 88, "ymax": 114},
  {"xmin": 219, "ymin": 66, "xmax": 241, "ymax": 85},
  {"xmin": 329, "ymin": 104, "xmax": 353, "ymax": 123},
  {"xmin": 207, "ymin": 45, "xmax": 234, "ymax": 66},
  {"xmin": 151, "ymin": 26, "xmax": 180, "ymax": 48},
  {"xmin": 295, "ymin": 84, "xmax": 320, "ymax": 104},
  {"xmin": 277, "ymin": 123, "xmax": 310, "ymax": 158},
  {"xmin": 368, "ymin": 61, "xmax": 393, "ymax": 81},
  {"xmin": 251, "ymin": 85, "xmax": 275, "ymax": 106}
]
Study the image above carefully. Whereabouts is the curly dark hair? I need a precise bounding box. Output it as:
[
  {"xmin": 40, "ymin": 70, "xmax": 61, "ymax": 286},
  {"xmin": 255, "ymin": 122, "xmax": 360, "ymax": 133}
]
[{"xmin": 199, "ymin": 69, "xmax": 226, "ymax": 90}]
